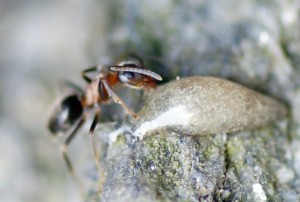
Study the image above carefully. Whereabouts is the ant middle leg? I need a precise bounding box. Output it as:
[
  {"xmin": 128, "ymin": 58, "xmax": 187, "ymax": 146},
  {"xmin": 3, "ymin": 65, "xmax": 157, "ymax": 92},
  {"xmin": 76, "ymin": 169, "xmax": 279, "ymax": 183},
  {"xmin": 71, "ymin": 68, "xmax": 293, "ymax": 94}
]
[
  {"xmin": 89, "ymin": 109, "xmax": 102, "ymax": 171},
  {"xmin": 89, "ymin": 109, "xmax": 107, "ymax": 192}
]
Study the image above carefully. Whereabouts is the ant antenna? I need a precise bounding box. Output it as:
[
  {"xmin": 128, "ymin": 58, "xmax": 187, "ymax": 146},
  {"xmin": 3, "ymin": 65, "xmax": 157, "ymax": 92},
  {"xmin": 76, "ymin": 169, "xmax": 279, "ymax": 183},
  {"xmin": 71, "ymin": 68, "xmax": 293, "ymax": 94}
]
[{"xmin": 109, "ymin": 66, "xmax": 163, "ymax": 81}]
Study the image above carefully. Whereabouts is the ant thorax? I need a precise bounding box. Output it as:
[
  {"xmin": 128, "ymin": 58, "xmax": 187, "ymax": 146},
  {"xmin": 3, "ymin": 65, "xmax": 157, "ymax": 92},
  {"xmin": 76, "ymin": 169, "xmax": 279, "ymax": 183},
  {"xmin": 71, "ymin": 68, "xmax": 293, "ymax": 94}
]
[{"xmin": 82, "ymin": 78, "xmax": 103, "ymax": 107}]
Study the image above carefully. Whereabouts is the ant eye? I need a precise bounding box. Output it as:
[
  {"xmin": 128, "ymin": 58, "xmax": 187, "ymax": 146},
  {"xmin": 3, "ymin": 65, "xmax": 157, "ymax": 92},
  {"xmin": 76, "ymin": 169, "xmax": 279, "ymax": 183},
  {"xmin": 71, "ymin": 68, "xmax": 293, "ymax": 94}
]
[{"xmin": 118, "ymin": 71, "xmax": 136, "ymax": 83}]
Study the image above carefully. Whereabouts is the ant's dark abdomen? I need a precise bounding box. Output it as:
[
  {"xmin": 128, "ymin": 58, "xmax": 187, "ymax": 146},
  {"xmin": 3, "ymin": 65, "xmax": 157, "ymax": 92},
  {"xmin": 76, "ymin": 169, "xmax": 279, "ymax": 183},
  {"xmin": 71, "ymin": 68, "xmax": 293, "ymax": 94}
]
[{"xmin": 48, "ymin": 95, "xmax": 83, "ymax": 134}]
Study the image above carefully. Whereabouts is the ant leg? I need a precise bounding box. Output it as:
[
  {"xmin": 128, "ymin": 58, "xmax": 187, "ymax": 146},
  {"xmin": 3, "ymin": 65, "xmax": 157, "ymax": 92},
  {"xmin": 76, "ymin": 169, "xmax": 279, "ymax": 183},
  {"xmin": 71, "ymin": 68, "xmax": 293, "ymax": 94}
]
[
  {"xmin": 82, "ymin": 67, "xmax": 98, "ymax": 83},
  {"xmin": 60, "ymin": 118, "xmax": 85, "ymax": 197},
  {"xmin": 101, "ymin": 79, "xmax": 137, "ymax": 118},
  {"xmin": 89, "ymin": 109, "xmax": 101, "ymax": 171},
  {"xmin": 89, "ymin": 110, "xmax": 106, "ymax": 191},
  {"xmin": 61, "ymin": 79, "xmax": 84, "ymax": 94}
]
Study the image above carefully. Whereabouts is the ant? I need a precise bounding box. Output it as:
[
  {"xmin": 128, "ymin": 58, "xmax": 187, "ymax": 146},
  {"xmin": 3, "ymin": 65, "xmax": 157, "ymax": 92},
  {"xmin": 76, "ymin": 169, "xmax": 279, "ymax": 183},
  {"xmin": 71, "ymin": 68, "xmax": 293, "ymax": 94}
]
[{"xmin": 48, "ymin": 55, "xmax": 162, "ymax": 192}]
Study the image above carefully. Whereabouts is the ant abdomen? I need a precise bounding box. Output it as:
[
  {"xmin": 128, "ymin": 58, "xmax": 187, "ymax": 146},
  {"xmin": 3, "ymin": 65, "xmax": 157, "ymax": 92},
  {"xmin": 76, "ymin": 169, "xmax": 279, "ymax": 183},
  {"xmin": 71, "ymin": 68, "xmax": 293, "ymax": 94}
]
[{"xmin": 48, "ymin": 95, "xmax": 83, "ymax": 134}]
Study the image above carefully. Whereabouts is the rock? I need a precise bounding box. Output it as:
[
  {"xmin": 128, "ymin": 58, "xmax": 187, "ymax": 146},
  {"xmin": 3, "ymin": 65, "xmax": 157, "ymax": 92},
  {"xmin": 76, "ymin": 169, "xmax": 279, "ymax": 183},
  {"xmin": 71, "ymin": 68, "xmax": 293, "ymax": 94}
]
[{"xmin": 97, "ymin": 121, "xmax": 296, "ymax": 201}]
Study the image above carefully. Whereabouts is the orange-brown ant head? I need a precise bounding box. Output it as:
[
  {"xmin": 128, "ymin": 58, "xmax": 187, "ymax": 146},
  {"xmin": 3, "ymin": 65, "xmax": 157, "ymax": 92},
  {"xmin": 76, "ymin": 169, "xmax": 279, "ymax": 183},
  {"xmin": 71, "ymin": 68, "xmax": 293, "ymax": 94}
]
[{"xmin": 110, "ymin": 60, "xmax": 162, "ymax": 89}]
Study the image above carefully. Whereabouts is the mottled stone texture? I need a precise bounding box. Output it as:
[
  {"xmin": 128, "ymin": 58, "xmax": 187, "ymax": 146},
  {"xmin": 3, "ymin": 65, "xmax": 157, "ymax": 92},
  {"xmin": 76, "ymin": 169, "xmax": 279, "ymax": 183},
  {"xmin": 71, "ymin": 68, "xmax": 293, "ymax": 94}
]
[
  {"xmin": 86, "ymin": 0, "xmax": 300, "ymax": 201},
  {"xmin": 97, "ymin": 120, "xmax": 295, "ymax": 202},
  {"xmin": 102, "ymin": 131, "xmax": 227, "ymax": 202}
]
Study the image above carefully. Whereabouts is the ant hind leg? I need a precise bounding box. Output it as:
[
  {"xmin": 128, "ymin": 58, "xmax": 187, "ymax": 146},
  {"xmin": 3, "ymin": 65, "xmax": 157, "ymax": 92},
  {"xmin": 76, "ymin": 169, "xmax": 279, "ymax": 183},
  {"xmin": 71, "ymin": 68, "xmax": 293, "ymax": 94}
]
[{"xmin": 60, "ymin": 118, "xmax": 85, "ymax": 198}]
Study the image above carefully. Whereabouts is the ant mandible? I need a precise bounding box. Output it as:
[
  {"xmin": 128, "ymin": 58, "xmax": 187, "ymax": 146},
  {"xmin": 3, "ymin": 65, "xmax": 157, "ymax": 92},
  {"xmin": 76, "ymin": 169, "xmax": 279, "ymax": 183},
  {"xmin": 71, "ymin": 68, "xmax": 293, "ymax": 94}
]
[{"xmin": 48, "ymin": 55, "xmax": 162, "ymax": 189}]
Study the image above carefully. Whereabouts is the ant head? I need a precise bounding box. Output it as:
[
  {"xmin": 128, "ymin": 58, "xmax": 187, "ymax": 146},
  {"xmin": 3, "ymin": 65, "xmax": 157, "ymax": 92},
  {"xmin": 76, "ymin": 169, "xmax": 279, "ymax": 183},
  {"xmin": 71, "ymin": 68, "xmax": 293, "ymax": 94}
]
[
  {"xmin": 48, "ymin": 94, "xmax": 83, "ymax": 134},
  {"xmin": 110, "ymin": 59, "xmax": 162, "ymax": 89},
  {"xmin": 117, "ymin": 55, "xmax": 144, "ymax": 67}
]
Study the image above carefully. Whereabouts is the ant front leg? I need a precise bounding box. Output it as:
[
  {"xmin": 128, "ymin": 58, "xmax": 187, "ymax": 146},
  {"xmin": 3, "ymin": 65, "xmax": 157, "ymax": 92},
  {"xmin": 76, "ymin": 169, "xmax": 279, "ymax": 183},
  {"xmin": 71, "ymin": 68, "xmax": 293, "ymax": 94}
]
[
  {"xmin": 60, "ymin": 118, "xmax": 85, "ymax": 198},
  {"xmin": 100, "ymin": 78, "xmax": 137, "ymax": 118}
]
